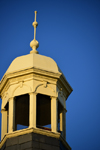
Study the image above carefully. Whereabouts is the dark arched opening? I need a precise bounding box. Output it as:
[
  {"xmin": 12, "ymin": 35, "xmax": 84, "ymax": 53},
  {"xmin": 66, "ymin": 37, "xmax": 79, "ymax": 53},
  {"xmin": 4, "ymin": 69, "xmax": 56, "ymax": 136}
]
[
  {"xmin": 14, "ymin": 94, "xmax": 29, "ymax": 130},
  {"xmin": 36, "ymin": 94, "xmax": 51, "ymax": 131}
]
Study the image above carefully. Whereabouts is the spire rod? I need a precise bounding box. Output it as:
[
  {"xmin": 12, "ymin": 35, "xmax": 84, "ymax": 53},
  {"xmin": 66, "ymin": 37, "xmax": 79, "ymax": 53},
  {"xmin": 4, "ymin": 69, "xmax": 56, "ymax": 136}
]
[
  {"xmin": 34, "ymin": 11, "xmax": 37, "ymax": 40},
  {"xmin": 30, "ymin": 11, "xmax": 39, "ymax": 54}
]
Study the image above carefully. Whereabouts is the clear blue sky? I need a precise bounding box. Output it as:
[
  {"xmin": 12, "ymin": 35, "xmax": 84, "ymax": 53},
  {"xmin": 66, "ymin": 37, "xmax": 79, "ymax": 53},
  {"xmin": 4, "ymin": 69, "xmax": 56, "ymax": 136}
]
[{"xmin": 0, "ymin": 0, "xmax": 100, "ymax": 150}]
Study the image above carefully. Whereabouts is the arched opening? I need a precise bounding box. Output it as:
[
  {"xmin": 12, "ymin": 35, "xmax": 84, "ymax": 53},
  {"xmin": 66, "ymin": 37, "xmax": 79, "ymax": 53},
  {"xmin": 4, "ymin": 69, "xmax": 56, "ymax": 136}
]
[
  {"xmin": 58, "ymin": 101, "xmax": 64, "ymax": 134},
  {"xmin": 14, "ymin": 94, "xmax": 29, "ymax": 130},
  {"xmin": 36, "ymin": 94, "xmax": 51, "ymax": 131}
]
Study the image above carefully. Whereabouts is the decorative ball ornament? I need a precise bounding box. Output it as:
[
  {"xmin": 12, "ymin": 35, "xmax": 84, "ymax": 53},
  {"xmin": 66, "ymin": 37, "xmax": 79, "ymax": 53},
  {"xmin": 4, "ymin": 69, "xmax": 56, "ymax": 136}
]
[{"xmin": 30, "ymin": 11, "xmax": 39, "ymax": 54}]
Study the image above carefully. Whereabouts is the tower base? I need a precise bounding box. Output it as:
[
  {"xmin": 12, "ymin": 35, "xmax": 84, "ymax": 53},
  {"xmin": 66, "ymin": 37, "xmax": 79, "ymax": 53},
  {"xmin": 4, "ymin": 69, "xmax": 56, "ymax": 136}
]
[{"xmin": 0, "ymin": 128, "xmax": 71, "ymax": 150}]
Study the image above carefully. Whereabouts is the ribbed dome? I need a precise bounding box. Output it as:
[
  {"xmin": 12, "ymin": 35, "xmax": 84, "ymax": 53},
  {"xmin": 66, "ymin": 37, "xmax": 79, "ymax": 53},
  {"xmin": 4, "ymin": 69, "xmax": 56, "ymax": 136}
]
[{"xmin": 6, "ymin": 53, "xmax": 60, "ymax": 74}]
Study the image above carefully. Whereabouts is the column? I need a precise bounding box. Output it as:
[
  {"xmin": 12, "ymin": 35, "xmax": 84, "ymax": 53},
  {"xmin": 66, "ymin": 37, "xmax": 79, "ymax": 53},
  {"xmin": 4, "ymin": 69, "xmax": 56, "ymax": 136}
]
[
  {"xmin": 60, "ymin": 111, "xmax": 63, "ymax": 132},
  {"xmin": 8, "ymin": 97, "xmax": 15, "ymax": 133},
  {"xmin": 51, "ymin": 97, "xmax": 58, "ymax": 132},
  {"xmin": 29, "ymin": 92, "xmax": 37, "ymax": 128},
  {"xmin": 1, "ymin": 109, "xmax": 7, "ymax": 139}
]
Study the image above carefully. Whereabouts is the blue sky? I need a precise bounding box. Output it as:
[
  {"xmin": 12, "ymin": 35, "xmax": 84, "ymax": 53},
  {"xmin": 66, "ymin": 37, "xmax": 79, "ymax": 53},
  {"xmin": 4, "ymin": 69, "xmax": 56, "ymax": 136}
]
[{"xmin": 0, "ymin": 0, "xmax": 100, "ymax": 149}]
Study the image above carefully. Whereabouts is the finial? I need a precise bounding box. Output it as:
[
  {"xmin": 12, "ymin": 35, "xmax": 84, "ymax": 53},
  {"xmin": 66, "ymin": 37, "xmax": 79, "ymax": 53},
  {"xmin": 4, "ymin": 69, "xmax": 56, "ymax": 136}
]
[{"xmin": 30, "ymin": 11, "xmax": 39, "ymax": 54}]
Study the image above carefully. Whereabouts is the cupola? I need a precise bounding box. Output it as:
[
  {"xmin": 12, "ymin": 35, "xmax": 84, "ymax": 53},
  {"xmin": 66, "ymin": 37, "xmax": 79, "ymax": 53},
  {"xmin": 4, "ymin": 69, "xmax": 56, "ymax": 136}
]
[{"xmin": 0, "ymin": 11, "xmax": 73, "ymax": 150}]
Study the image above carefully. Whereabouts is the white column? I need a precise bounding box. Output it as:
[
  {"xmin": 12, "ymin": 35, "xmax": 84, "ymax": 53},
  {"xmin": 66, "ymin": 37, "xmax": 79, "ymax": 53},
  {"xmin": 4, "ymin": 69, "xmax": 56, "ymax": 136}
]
[
  {"xmin": 60, "ymin": 111, "xmax": 63, "ymax": 132},
  {"xmin": 1, "ymin": 109, "xmax": 7, "ymax": 139},
  {"xmin": 51, "ymin": 97, "xmax": 58, "ymax": 132},
  {"xmin": 8, "ymin": 97, "xmax": 15, "ymax": 133},
  {"xmin": 29, "ymin": 92, "xmax": 37, "ymax": 128}
]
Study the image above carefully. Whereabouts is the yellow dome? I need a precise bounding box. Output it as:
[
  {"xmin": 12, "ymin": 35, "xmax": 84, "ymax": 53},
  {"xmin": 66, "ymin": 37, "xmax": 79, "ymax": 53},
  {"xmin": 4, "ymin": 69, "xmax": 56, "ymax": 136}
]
[{"xmin": 6, "ymin": 53, "xmax": 60, "ymax": 74}]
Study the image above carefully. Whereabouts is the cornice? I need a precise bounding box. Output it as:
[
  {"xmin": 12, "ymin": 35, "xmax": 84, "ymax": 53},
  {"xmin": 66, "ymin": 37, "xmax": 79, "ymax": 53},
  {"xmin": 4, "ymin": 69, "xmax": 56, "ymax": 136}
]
[
  {"xmin": 0, "ymin": 67, "xmax": 73, "ymax": 101},
  {"xmin": 60, "ymin": 74, "xmax": 73, "ymax": 94},
  {"xmin": 0, "ymin": 67, "xmax": 61, "ymax": 95},
  {"xmin": 57, "ymin": 74, "xmax": 73, "ymax": 100}
]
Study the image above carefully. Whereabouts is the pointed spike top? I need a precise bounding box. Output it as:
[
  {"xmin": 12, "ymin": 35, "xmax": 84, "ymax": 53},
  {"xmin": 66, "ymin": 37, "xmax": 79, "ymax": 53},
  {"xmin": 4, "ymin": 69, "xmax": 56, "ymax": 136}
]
[{"xmin": 34, "ymin": 11, "xmax": 37, "ymax": 22}]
